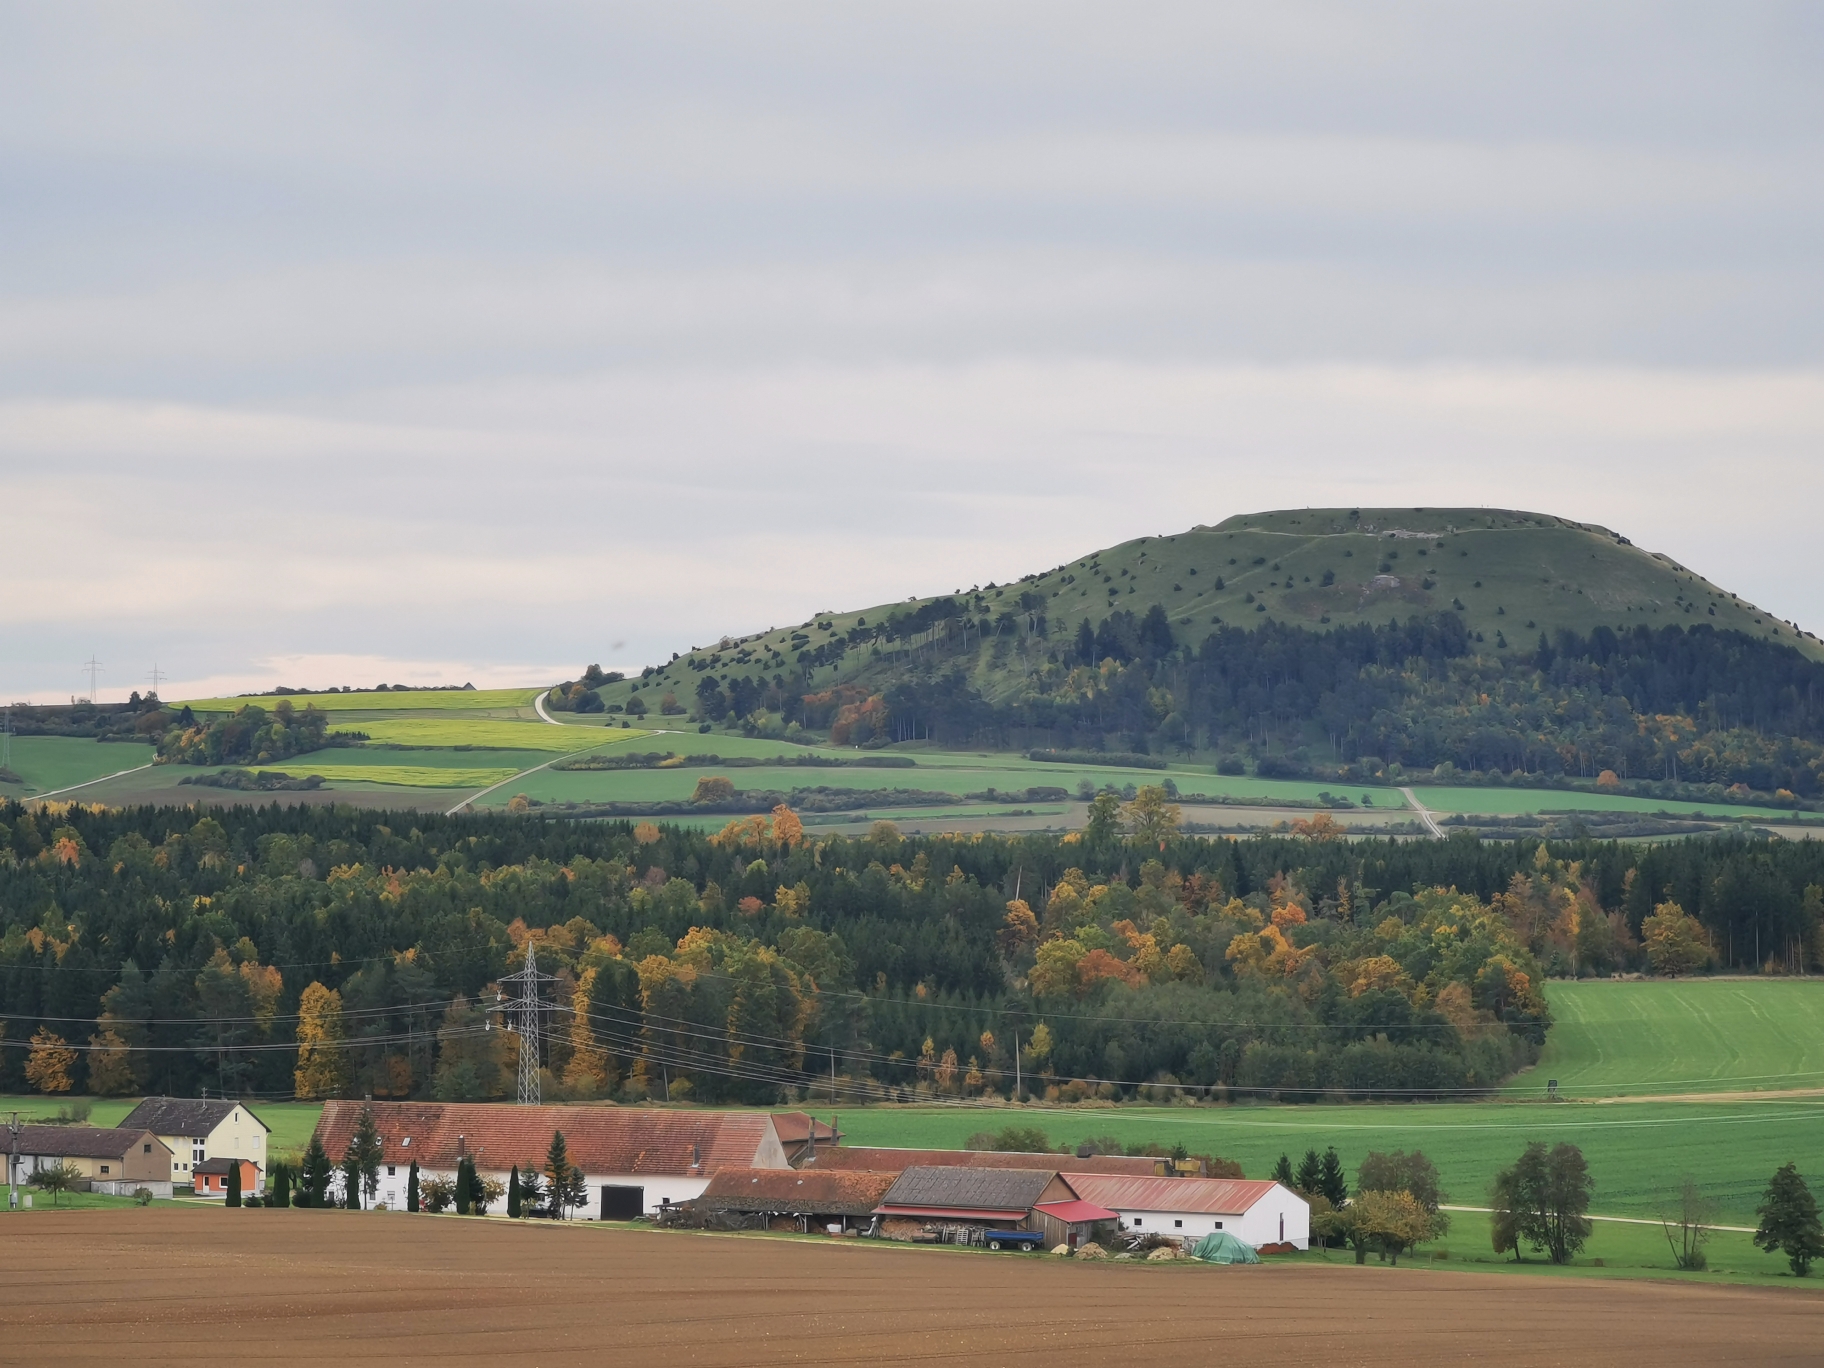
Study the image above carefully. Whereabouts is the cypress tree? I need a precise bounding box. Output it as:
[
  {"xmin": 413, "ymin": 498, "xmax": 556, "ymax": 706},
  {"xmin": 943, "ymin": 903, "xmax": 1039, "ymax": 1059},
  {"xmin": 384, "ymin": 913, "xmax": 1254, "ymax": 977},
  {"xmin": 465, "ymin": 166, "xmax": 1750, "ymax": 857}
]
[
  {"xmin": 455, "ymin": 1157, "xmax": 473, "ymax": 1216},
  {"xmin": 508, "ymin": 1165, "xmax": 521, "ymax": 1219},
  {"xmin": 271, "ymin": 1162, "xmax": 291, "ymax": 1209},
  {"xmin": 406, "ymin": 1159, "xmax": 420, "ymax": 1213},
  {"xmin": 226, "ymin": 1161, "xmax": 242, "ymax": 1208}
]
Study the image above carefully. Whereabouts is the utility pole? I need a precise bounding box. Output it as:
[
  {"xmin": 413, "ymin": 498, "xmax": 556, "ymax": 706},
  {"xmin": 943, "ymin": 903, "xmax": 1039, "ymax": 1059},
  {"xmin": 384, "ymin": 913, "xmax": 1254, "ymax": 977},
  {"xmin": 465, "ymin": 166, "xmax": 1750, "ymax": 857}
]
[
  {"xmin": 495, "ymin": 939, "xmax": 556, "ymax": 1105},
  {"xmin": 1013, "ymin": 1031, "xmax": 1021, "ymax": 1104},
  {"xmin": 7, "ymin": 1112, "xmax": 20, "ymax": 1209},
  {"xmin": 82, "ymin": 657, "xmax": 103, "ymax": 705},
  {"xmin": 146, "ymin": 663, "xmax": 166, "ymax": 699}
]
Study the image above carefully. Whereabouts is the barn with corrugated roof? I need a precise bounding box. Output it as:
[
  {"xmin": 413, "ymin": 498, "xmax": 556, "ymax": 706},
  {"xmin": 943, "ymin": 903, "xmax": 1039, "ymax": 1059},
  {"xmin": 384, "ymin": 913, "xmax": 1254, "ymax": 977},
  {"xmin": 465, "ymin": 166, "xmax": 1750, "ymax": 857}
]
[
  {"xmin": 690, "ymin": 1166, "xmax": 896, "ymax": 1234},
  {"xmin": 872, "ymin": 1166, "xmax": 1076, "ymax": 1240},
  {"xmin": 311, "ymin": 1101, "xmax": 789, "ymax": 1218}
]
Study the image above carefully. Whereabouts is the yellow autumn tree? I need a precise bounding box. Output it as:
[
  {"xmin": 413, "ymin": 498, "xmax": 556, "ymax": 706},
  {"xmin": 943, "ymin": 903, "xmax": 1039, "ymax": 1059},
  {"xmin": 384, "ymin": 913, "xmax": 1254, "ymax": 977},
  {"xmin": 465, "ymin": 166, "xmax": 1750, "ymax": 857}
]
[
  {"xmin": 294, "ymin": 981, "xmax": 350, "ymax": 1100},
  {"xmin": 25, "ymin": 1028, "xmax": 76, "ymax": 1093},
  {"xmin": 999, "ymin": 899, "xmax": 1039, "ymax": 953},
  {"xmin": 1642, "ymin": 900, "xmax": 1710, "ymax": 976},
  {"xmin": 562, "ymin": 966, "xmax": 614, "ymax": 1097},
  {"xmin": 86, "ymin": 1028, "xmax": 137, "ymax": 1095}
]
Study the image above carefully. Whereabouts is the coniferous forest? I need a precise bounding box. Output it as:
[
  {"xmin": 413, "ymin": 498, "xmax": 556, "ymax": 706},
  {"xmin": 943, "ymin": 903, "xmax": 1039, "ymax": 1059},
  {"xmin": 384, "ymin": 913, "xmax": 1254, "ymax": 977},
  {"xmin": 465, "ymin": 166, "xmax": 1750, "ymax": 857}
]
[{"xmin": 3, "ymin": 799, "xmax": 1820, "ymax": 1107}]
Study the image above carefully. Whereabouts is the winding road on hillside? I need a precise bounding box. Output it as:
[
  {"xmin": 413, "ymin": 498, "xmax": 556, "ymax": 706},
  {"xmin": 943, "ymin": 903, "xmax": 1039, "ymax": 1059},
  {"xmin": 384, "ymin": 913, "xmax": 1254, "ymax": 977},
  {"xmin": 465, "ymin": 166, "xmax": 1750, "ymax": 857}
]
[{"xmin": 1401, "ymin": 786, "xmax": 1446, "ymax": 837}]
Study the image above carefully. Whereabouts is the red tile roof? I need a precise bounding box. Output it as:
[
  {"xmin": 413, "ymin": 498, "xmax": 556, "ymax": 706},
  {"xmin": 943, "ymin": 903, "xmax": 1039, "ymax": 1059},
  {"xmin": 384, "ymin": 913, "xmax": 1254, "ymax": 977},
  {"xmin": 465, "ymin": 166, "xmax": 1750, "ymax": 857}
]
[
  {"xmin": 1034, "ymin": 1198, "xmax": 1120, "ymax": 1224},
  {"xmin": 770, "ymin": 1112, "xmax": 841, "ymax": 1144},
  {"xmin": 1064, "ymin": 1174, "xmax": 1287, "ymax": 1216},
  {"xmin": 803, "ymin": 1146, "xmax": 1164, "ymax": 1176},
  {"xmin": 696, "ymin": 1167, "xmax": 896, "ymax": 1215},
  {"xmin": 311, "ymin": 1102, "xmax": 784, "ymax": 1176}
]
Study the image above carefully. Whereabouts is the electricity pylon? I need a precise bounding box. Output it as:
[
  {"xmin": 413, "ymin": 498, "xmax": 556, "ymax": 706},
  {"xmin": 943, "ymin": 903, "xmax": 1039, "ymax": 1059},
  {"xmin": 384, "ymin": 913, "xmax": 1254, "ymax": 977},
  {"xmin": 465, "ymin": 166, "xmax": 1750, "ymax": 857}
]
[{"xmin": 496, "ymin": 939, "xmax": 558, "ymax": 1105}]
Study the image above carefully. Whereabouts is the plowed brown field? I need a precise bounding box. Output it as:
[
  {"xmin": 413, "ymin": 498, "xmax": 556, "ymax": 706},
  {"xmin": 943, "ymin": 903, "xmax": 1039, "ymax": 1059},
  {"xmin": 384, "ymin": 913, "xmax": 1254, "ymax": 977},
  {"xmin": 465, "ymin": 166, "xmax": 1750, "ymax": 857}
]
[{"xmin": 4, "ymin": 1209, "xmax": 1821, "ymax": 1367}]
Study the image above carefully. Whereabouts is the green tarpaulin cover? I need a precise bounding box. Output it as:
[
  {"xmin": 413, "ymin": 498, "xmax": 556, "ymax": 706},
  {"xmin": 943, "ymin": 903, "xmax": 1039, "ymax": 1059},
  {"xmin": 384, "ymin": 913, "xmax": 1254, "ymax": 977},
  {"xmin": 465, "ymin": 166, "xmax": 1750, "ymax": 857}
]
[{"xmin": 1190, "ymin": 1230, "xmax": 1261, "ymax": 1264}]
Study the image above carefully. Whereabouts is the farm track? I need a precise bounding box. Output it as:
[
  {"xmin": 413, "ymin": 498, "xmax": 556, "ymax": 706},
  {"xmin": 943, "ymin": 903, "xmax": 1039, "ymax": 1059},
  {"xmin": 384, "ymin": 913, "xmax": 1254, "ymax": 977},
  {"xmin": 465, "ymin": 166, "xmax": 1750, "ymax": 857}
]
[
  {"xmin": 3, "ymin": 1210, "xmax": 1820, "ymax": 1367},
  {"xmin": 1400, "ymin": 786, "xmax": 1446, "ymax": 837}
]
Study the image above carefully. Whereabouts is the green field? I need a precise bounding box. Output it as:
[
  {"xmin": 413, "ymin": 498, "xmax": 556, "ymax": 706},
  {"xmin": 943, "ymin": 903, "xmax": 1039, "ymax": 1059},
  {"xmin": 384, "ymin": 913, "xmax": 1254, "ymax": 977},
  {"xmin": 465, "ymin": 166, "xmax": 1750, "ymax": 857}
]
[
  {"xmin": 254, "ymin": 764, "xmax": 522, "ymax": 789},
  {"xmin": 1511, "ymin": 980, "xmax": 1824, "ymax": 1098},
  {"xmin": 833, "ymin": 1098, "xmax": 1819, "ymax": 1228},
  {"xmin": 1415, "ymin": 785, "xmax": 1801, "ymax": 822},
  {"xmin": 336, "ymin": 718, "xmax": 650, "ymax": 751},
  {"xmin": 180, "ymin": 687, "xmax": 543, "ymax": 714},
  {"xmin": 0, "ymin": 736, "xmax": 157, "ymax": 798}
]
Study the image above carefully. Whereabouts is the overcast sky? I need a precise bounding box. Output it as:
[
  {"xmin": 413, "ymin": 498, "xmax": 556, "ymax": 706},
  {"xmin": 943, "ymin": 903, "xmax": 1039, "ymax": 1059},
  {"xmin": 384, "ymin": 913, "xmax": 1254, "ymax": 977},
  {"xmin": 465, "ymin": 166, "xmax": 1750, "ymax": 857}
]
[{"xmin": 3, "ymin": 2, "xmax": 1821, "ymax": 701}]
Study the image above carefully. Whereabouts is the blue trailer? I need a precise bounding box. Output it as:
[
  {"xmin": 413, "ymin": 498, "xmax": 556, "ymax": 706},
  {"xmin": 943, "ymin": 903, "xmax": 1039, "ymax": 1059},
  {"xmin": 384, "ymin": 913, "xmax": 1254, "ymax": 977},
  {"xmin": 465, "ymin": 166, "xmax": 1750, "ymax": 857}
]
[{"xmin": 983, "ymin": 1229, "xmax": 1047, "ymax": 1251}]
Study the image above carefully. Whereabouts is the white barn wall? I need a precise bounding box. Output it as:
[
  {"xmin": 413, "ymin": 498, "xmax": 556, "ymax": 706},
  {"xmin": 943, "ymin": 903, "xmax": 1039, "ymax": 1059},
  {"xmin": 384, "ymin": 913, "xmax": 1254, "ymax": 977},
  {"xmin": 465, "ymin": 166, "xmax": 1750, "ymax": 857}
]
[{"xmin": 1107, "ymin": 1183, "xmax": 1309, "ymax": 1250}]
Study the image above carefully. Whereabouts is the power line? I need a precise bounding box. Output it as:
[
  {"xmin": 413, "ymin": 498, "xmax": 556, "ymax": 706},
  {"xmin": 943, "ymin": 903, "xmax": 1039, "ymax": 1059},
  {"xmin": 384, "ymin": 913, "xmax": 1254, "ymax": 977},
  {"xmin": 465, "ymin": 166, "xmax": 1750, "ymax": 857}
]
[{"xmin": 82, "ymin": 656, "xmax": 103, "ymax": 705}]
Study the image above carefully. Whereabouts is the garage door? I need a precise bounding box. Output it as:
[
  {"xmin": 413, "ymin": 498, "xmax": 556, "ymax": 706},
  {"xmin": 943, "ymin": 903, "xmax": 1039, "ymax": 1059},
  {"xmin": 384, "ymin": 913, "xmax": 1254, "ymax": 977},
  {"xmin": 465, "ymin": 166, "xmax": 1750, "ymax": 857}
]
[{"xmin": 601, "ymin": 1185, "xmax": 644, "ymax": 1220}]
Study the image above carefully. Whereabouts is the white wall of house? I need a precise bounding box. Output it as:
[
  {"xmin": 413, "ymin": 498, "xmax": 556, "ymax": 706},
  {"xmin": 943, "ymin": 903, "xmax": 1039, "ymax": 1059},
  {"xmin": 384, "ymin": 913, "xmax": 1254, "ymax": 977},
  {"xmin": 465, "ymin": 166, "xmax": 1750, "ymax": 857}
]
[
  {"xmin": 353, "ymin": 1166, "xmax": 714, "ymax": 1216},
  {"xmin": 1112, "ymin": 1187, "xmax": 1310, "ymax": 1250}
]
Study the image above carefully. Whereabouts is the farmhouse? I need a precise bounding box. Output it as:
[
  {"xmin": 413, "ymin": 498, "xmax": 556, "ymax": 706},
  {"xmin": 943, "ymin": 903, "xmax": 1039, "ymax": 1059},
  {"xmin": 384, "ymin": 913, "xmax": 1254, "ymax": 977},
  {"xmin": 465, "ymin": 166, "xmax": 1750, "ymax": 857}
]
[
  {"xmin": 873, "ymin": 1166, "xmax": 1075, "ymax": 1240},
  {"xmin": 801, "ymin": 1146, "xmax": 1172, "ymax": 1177},
  {"xmin": 6, "ymin": 1126, "xmax": 174, "ymax": 1198},
  {"xmin": 1064, "ymin": 1174, "xmax": 1310, "ymax": 1249},
  {"xmin": 311, "ymin": 1101, "xmax": 789, "ymax": 1217},
  {"xmin": 118, "ymin": 1097, "xmax": 270, "ymax": 1188},
  {"xmin": 690, "ymin": 1167, "xmax": 896, "ymax": 1234},
  {"xmin": 192, "ymin": 1157, "xmax": 260, "ymax": 1198}
]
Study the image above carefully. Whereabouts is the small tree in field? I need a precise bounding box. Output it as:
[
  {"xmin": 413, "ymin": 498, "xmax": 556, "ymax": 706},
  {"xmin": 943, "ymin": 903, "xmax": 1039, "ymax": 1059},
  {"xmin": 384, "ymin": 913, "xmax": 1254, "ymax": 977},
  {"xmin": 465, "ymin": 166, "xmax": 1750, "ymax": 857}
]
[
  {"xmin": 299, "ymin": 1135, "xmax": 334, "ymax": 1208},
  {"xmin": 30, "ymin": 1162, "xmax": 84, "ymax": 1207},
  {"xmin": 1660, "ymin": 1176, "xmax": 1716, "ymax": 1271},
  {"xmin": 1491, "ymin": 1141, "xmax": 1593, "ymax": 1264},
  {"xmin": 226, "ymin": 1161, "xmax": 242, "ymax": 1208},
  {"xmin": 419, "ymin": 1175, "xmax": 455, "ymax": 1213},
  {"xmin": 270, "ymin": 1162, "xmax": 291, "ymax": 1209},
  {"xmin": 1348, "ymin": 1190, "xmax": 1435, "ymax": 1265},
  {"xmin": 1755, "ymin": 1164, "xmax": 1824, "ymax": 1276}
]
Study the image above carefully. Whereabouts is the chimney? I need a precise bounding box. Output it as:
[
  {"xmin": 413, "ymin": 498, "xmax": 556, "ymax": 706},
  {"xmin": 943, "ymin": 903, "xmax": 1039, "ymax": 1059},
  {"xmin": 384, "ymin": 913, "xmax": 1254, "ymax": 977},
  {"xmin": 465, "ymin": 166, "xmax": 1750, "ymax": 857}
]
[{"xmin": 691, "ymin": 1143, "xmax": 701, "ymax": 1169}]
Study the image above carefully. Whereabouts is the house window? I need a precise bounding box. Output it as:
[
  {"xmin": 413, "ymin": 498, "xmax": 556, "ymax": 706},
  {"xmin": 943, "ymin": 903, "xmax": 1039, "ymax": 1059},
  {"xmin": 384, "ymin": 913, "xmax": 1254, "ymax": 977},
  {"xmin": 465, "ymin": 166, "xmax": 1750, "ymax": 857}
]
[
  {"xmin": 1174, "ymin": 1219, "xmax": 1182, "ymax": 1228},
  {"xmin": 1214, "ymin": 1221, "xmax": 1223, "ymax": 1229},
  {"xmin": 143, "ymin": 1144, "xmax": 152, "ymax": 1153},
  {"xmin": 387, "ymin": 1166, "xmax": 396, "ymax": 1177},
  {"xmin": 1133, "ymin": 1218, "xmax": 1143, "ymax": 1227},
  {"xmin": 101, "ymin": 1165, "xmax": 110, "ymax": 1175}
]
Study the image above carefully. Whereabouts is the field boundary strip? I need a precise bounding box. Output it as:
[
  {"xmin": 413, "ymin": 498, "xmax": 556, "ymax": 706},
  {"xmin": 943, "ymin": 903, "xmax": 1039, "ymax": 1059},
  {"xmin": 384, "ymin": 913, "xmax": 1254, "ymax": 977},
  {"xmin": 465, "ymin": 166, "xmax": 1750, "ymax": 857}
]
[
  {"xmin": 24, "ymin": 761, "xmax": 156, "ymax": 803},
  {"xmin": 447, "ymin": 727, "xmax": 655, "ymax": 815}
]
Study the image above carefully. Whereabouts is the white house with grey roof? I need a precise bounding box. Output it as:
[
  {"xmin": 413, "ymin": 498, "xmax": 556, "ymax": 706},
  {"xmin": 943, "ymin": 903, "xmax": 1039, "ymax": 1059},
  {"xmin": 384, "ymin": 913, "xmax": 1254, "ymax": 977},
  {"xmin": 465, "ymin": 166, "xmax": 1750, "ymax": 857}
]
[{"xmin": 118, "ymin": 1097, "xmax": 270, "ymax": 1190}]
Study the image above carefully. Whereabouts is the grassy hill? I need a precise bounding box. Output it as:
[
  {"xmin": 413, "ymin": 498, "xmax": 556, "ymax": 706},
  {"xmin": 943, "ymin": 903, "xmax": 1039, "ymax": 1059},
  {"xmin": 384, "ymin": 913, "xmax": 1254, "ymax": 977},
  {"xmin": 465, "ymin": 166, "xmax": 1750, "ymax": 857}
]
[
  {"xmin": 592, "ymin": 507, "xmax": 1823, "ymax": 716},
  {"xmin": 571, "ymin": 508, "xmax": 1824, "ymax": 807}
]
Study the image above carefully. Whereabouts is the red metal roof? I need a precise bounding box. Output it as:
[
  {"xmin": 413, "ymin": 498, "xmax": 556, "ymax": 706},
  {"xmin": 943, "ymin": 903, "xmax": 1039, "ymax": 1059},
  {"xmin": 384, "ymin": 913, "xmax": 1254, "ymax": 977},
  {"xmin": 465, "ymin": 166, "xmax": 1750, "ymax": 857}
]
[
  {"xmin": 311, "ymin": 1102, "xmax": 783, "ymax": 1176},
  {"xmin": 1034, "ymin": 1199, "xmax": 1120, "ymax": 1223},
  {"xmin": 1064, "ymin": 1174, "xmax": 1287, "ymax": 1216}
]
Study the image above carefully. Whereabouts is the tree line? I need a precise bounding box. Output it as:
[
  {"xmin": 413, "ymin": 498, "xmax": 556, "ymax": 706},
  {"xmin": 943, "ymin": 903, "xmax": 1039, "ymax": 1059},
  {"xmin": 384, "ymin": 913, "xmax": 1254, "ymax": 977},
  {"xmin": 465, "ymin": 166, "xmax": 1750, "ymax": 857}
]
[{"xmin": 1, "ymin": 799, "xmax": 1820, "ymax": 1106}]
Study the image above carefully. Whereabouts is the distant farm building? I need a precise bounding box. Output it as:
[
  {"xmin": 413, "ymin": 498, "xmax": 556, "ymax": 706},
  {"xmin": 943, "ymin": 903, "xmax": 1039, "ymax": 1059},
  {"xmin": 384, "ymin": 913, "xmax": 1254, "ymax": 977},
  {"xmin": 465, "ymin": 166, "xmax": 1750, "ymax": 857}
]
[
  {"xmin": 1065, "ymin": 1174, "xmax": 1310, "ymax": 1249},
  {"xmin": 873, "ymin": 1166, "xmax": 1075, "ymax": 1241},
  {"xmin": 689, "ymin": 1167, "xmax": 896, "ymax": 1234},
  {"xmin": 7, "ymin": 1126, "xmax": 174, "ymax": 1198},
  {"xmin": 119, "ymin": 1098, "xmax": 270, "ymax": 1189},
  {"xmin": 770, "ymin": 1113, "xmax": 841, "ymax": 1165},
  {"xmin": 311, "ymin": 1102, "xmax": 789, "ymax": 1216}
]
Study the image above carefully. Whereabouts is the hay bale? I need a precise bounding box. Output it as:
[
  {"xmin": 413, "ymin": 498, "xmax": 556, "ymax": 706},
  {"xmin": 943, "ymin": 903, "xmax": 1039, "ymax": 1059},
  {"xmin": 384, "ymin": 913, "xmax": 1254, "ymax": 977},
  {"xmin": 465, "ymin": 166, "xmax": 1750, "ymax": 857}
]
[
  {"xmin": 1050, "ymin": 1245, "xmax": 1072, "ymax": 1257},
  {"xmin": 1147, "ymin": 1247, "xmax": 1179, "ymax": 1261},
  {"xmin": 1074, "ymin": 1242, "xmax": 1108, "ymax": 1261}
]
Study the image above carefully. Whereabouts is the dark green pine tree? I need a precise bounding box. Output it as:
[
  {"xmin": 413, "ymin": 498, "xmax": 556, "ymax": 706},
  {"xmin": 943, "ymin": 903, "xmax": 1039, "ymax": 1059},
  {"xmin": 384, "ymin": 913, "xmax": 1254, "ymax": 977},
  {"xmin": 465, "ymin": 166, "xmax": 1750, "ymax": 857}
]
[
  {"xmin": 508, "ymin": 1165, "xmax": 522, "ymax": 1219},
  {"xmin": 271, "ymin": 1162, "xmax": 291, "ymax": 1209},
  {"xmin": 299, "ymin": 1136, "xmax": 334, "ymax": 1209},
  {"xmin": 226, "ymin": 1161, "xmax": 242, "ymax": 1208},
  {"xmin": 545, "ymin": 1131, "xmax": 572, "ymax": 1219},
  {"xmin": 1272, "ymin": 1153, "xmax": 1295, "ymax": 1188},
  {"xmin": 341, "ymin": 1152, "xmax": 362, "ymax": 1210},
  {"xmin": 406, "ymin": 1159, "xmax": 420, "ymax": 1214},
  {"xmin": 1756, "ymin": 1163, "xmax": 1824, "ymax": 1277},
  {"xmin": 1319, "ymin": 1147, "xmax": 1348, "ymax": 1207},
  {"xmin": 455, "ymin": 1157, "xmax": 473, "ymax": 1216},
  {"xmin": 1294, "ymin": 1149, "xmax": 1322, "ymax": 1195}
]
